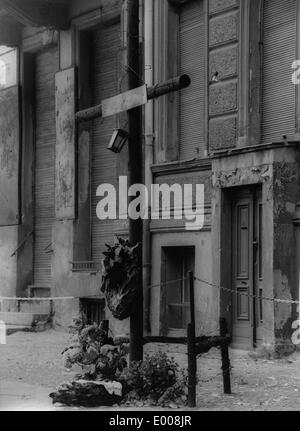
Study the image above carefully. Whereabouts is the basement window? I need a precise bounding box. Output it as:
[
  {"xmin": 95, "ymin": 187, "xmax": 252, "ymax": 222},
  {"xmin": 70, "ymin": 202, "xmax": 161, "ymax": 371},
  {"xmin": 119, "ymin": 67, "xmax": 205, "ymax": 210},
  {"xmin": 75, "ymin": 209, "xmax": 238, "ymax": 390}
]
[
  {"xmin": 161, "ymin": 246, "xmax": 195, "ymax": 331},
  {"xmin": 80, "ymin": 298, "xmax": 105, "ymax": 325}
]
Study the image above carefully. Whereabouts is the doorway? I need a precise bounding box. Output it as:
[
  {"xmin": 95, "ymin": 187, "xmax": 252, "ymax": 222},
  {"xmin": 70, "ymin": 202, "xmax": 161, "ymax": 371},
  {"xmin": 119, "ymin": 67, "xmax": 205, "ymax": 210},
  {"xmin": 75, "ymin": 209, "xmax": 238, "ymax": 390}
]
[
  {"xmin": 161, "ymin": 246, "xmax": 195, "ymax": 337},
  {"xmin": 230, "ymin": 186, "xmax": 263, "ymax": 348}
]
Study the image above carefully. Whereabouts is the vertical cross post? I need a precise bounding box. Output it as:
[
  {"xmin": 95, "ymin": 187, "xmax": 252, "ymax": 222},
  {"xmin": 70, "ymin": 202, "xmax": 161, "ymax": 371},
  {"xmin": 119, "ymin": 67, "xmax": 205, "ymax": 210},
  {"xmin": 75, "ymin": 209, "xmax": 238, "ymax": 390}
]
[{"xmin": 127, "ymin": 0, "xmax": 144, "ymax": 362}]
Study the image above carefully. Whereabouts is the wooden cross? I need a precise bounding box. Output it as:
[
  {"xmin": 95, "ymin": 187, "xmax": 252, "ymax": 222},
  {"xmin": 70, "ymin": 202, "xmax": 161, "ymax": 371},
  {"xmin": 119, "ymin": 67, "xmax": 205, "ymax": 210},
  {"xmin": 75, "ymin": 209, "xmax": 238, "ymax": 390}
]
[{"xmin": 75, "ymin": 74, "xmax": 191, "ymax": 123}]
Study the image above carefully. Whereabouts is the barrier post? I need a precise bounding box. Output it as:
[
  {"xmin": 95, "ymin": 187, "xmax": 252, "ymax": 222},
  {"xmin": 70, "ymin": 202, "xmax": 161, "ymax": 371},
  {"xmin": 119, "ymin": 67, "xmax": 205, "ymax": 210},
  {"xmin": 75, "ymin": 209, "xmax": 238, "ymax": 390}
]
[
  {"xmin": 187, "ymin": 271, "xmax": 197, "ymax": 407},
  {"xmin": 220, "ymin": 318, "xmax": 231, "ymax": 394}
]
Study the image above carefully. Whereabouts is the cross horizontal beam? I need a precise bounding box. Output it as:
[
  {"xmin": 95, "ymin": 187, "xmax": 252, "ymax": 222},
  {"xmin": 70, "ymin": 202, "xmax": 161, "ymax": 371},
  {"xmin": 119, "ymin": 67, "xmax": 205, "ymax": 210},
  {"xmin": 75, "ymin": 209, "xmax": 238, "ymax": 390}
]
[{"xmin": 75, "ymin": 74, "xmax": 191, "ymax": 123}]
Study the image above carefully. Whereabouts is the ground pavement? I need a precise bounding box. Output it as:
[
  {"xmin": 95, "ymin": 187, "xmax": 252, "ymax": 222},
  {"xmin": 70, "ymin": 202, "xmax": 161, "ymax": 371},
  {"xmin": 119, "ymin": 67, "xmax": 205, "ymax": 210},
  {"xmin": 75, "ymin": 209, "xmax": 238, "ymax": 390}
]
[{"xmin": 1, "ymin": 329, "xmax": 300, "ymax": 411}]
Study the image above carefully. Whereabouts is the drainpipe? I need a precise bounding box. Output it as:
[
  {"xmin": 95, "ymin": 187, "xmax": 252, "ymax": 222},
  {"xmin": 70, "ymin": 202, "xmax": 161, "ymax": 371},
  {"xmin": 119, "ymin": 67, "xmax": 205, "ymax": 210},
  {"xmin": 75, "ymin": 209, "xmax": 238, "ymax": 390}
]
[{"xmin": 143, "ymin": 0, "xmax": 154, "ymax": 333}]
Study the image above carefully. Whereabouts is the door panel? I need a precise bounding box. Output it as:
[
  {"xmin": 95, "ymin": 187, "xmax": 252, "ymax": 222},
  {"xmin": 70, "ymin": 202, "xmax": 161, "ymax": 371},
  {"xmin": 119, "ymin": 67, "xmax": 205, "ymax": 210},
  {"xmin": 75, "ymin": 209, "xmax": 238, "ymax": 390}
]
[
  {"xmin": 232, "ymin": 194, "xmax": 253, "ymax": 347},
  {"xmin": 231, "ymin": 188, "xmax": 262, "ymax": 348},
  {"xmin": 255, "ymin": 196, "xmax": 264, "ymax": 343}
]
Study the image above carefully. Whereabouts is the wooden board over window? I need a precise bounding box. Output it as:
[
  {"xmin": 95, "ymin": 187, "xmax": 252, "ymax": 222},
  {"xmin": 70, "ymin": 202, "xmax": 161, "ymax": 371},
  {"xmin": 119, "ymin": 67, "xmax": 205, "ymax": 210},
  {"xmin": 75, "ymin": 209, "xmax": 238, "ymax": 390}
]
[
  {"xmin": 55, "ymin": 67, "xmax": 76, "ymax": 220},
  {"xmin": 0, "ymin": 85, "xmax": 20, "ymax": 226}
]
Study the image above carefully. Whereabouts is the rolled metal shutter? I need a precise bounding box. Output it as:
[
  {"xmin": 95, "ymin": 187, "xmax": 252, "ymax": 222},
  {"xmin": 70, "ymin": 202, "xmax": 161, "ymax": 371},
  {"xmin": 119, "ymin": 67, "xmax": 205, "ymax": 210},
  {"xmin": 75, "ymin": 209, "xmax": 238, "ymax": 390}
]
[
  {"xmin": 91, "ymin": 26, "xmax": 119, "ymax": 260},
  {"xmin": 262, "ymin": 0, "xmax": 296, "ymax": 143},
  {"xmin": 179, "ymin": 0, "xmax": 205, "ymax": 160},
  {"xmin": 34, "ymin": 46, "xmax": 59, "ymax": 285}
]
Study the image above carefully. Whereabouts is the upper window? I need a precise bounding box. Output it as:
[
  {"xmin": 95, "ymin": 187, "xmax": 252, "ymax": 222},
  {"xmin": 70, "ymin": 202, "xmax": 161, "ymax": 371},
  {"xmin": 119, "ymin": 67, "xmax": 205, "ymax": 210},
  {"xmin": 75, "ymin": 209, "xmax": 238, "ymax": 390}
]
[
  {"xmin": 262, "ymin": 0, "xmax": 296, "ymax": 143},
  {"xmin": 178, "ymin": 0, "xmax": 206, "ymax": 160},
  {"xmin": 0, "ymin": 46, "xmax": 18, "ymax": 90}
]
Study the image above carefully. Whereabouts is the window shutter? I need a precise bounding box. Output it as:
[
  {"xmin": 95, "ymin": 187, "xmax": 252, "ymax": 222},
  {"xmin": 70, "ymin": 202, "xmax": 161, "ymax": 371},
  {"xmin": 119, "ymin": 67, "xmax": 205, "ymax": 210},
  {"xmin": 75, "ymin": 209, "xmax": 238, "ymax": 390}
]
[
  {"xmin": 91, "ymin": 25, "xmax": 119, "ymax": 261},
  {"xmin": 262, "ymin": 0, "xmax": 296, "ymax": 143},
  {"xmin": 34, "ymin": 46, "xmax": 59, "ymax": 285},
  {"xmin": 179, "ymin": 0, "xmax": 206, "ymax": 160}
]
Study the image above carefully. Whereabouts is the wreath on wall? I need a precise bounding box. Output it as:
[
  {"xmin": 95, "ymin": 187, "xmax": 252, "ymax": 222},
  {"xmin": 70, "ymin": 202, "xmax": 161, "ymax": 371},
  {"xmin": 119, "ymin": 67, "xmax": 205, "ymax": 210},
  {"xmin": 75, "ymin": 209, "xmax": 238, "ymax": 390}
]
[{"xmin": 100, "ymin": 238, "xmax": 140, "ymax": 321}]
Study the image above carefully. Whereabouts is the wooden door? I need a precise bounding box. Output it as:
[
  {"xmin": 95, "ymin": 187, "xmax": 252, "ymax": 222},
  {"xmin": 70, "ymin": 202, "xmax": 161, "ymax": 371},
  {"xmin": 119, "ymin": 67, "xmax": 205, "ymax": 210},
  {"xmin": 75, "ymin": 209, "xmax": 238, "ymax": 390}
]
[{"xmin": 231, "ymin": 188, "xmax": 263, "ymax": 348}]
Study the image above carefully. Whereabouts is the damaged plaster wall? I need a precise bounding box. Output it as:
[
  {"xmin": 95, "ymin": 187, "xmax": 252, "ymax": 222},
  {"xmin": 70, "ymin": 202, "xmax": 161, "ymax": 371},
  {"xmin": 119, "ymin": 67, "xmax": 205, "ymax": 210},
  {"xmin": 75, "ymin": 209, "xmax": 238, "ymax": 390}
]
[
  {"xmin": 212, "ymin": 145, "xmax": 300, "ymax": 350},
  {"xmin": 273, "ymin": 161, "xmax": 299, "ymax": 351}
]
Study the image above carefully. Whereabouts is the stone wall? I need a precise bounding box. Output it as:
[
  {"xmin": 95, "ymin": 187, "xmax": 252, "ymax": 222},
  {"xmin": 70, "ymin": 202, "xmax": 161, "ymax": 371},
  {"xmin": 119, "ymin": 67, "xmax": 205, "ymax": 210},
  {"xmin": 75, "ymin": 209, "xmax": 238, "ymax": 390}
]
[{"xmin": 209, "ymin": 0, "xmax": 239, "ymax": 151}]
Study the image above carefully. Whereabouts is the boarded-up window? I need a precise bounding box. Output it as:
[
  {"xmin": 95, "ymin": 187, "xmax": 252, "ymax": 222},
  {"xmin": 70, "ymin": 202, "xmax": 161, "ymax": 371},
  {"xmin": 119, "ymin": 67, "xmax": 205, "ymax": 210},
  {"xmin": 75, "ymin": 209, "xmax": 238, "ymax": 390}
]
[
  {"xmin": 0, "ymin": 86, "xmax": 20, "ymax": 226},
  {"xmin": 179, "ymin": 0, "xmax": 206, "ymax": 160},
  {"xmin": 262, "ymin": 0, "xmax": 296, "ymax": 143}
]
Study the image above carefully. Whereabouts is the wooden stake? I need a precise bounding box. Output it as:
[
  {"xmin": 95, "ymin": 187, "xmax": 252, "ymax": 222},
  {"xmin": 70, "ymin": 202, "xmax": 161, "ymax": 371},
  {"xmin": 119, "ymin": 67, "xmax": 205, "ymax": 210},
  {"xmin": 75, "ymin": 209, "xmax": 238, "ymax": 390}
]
[
  {"xmin": 187, "ymin": 271, "xmax": 197, "ymax": 407},
  {"xmin": 220, "ymin": 318, "xmax": 231, "ymax": 395},
  {"xmin": 187, "ymin": 323, "xmax": 196, "ymax": 408}
]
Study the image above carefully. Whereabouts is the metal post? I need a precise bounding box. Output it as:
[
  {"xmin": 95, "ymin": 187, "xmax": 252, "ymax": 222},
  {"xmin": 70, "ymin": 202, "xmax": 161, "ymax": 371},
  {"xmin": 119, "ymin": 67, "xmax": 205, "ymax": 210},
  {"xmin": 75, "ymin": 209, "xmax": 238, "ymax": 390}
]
[
  {"xmin": 127, "ymin": 0, "xmax": 143, "ymax": 363},
  {"xmin": 187, "ymin": 271, "xmax": 196, "ymax": 407}
]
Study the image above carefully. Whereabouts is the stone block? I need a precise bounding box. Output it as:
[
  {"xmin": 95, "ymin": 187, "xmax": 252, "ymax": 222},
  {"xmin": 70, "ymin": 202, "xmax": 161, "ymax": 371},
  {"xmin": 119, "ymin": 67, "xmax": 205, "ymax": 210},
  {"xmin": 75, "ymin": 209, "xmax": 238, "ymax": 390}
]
[
  {"xmin": 209, "ymin": 81, "xmax": 238, "ymax": 115},
  {"xmin": 209, "ymin": 116, "xmax": 237, "ymax": 150},
  {"xmin": 209, "ymin": 45, "xmax": 238, "ymax": 81},
  {"xmin": 209, "ymin": 11, "xmax": 239, "ymax": 47},
  {"xmin": 209, "ymin": 0, "xmax": 238, "ymax": 15}
]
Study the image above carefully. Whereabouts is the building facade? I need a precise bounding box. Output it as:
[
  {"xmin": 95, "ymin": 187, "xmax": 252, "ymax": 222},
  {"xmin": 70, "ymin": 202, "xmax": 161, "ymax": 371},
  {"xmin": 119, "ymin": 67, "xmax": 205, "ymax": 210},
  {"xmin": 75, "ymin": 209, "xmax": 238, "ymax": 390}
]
[{"xmin": 0, "ymin": 0, "xmax": 299, "ymax": 352}]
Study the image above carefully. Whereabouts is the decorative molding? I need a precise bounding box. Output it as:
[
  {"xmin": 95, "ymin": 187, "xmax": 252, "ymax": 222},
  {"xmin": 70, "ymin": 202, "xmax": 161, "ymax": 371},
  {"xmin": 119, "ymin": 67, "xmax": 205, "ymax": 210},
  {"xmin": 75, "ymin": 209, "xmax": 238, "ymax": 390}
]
[
  {"xmin": 151, "ymin": 158, "xmax": 212, "ymax": 176},
  {"xmin": 210, "ymin": 141, "xmax": 300, "ymax": 159},
  {"xmin": 22, "ymin": 28, "xmax": 58, "ymax": 53}
]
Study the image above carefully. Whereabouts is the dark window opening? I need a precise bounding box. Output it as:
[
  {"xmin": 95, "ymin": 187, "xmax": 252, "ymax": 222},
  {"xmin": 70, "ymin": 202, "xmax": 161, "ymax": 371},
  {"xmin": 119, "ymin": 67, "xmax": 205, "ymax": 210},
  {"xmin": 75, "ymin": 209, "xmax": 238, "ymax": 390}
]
[
  {"xmin": 80, "ymin": 298, "xmax": 105, "ymax": 325},
  {"xmin": 162, "ymin": 246, "xmax": 195, "ymax": 331}
]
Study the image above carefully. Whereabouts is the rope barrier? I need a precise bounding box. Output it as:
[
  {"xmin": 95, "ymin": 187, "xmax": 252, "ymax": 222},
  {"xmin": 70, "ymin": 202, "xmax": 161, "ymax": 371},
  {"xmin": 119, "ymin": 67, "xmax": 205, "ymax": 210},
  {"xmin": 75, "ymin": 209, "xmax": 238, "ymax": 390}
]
[
  {"xmin": 0, "ymin": 297, "xmax": 75, "ymax": 301},
  {"xmin": 1, "ymin": 275, "xmax": 298, "ymax": 305},
  {"xmin": 194, "ymin": 276, "xmax": 300, "ymax": 305},
  {"xmin": 148, "ymin": 275, "xmax": 299, "ymax": 305}
]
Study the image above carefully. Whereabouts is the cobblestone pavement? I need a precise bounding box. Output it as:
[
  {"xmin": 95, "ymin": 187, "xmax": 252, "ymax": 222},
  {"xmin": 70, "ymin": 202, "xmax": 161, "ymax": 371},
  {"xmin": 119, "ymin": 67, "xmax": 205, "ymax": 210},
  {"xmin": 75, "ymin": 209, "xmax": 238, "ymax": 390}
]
[{"xmin": 1, "ymin": 330, "xmax": 300, "ymax": 411}]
